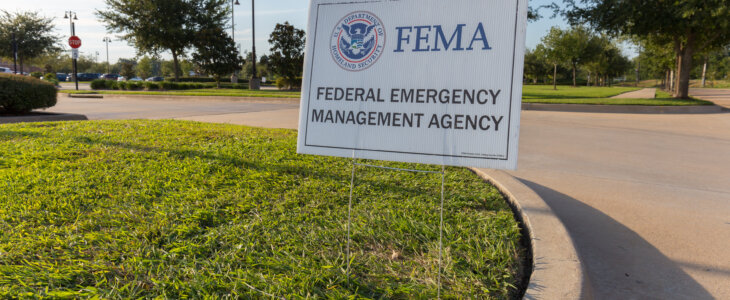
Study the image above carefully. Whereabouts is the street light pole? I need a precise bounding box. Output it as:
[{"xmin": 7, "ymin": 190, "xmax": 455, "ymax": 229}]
[
  {"xmin": 249, "ymin": 0, "xmax": 260, "ymax": 90},
  {"xmin": 231, "ymin": 0, "xmax": 240, "ymax": 83},
  {"xmin": 12, "ymin": 32, "xmax": 17, "ymax": 74},
  {"xmin": 103, "ymin": 37, "xmax": 112, "ymax": 74}
]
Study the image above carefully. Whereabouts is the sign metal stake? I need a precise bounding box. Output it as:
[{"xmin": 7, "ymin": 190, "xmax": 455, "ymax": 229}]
[{"xmin": 344, "ymin": 157, "xmax": 446, "ymax": 298}]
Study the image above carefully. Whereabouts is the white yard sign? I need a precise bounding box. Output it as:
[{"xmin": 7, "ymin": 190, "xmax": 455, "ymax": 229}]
[{"xmin": 297, "ymin": 0, "xmax": 528, "ymax": 170}]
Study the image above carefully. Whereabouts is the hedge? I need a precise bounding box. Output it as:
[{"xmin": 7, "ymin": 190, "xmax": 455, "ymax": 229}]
[
  {"xmin": 0, "ymin": 73, "xmax": 57, "ymax": 113},
  {"xmin": 163, "ymin": 77, "xmax": 251, "ymax": 84},
  {"xmin": 90, "ymin": 79, "xmax": 248, "ymax": 91}
]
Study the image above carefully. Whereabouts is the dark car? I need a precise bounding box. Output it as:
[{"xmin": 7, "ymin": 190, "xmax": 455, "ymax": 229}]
[
  {"xmin": 100, "ymin": 74, "xmax": 120, "ymax": 80},
  {"xmin": 56, "ymin": 73, "xmax": 67, "ymax": 82},
  {"xmin": 66, "ymin": 73, "xmax": 100, "ymax": 82},
  {"xmin": 146, "ymin": 76, "xmax": 164, "ymax": 82}
]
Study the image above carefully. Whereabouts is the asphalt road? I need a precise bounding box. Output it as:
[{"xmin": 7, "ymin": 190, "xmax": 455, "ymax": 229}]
[
  {"xmin": 47, "ymin": 94, "xmax": 299, "ymax": 127},
  {"xmin": 44, "ymin": 91, "xmax": 730, "ymax": 299}
]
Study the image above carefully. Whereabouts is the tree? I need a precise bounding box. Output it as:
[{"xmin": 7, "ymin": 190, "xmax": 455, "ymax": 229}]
[
  {"xmin": 0, "ymin": 10, "xmax": 59, "ymax": 74},
  {"xmin": 96, "ymin": 0, "xmax": 228, "ymax": 81},
  {"xmin": 268, "ymin": 22, "xmax": 305, "ymax": 89},
  {"xmin": 119, "ymin": 59, "xmax": 136, "ymax": 79},
  {"xmin": 563, "ymin": 0, "xmax": 730, "ymax": 98},
  {"xmin": 538, "ymin": 27, "xmax": 570, "ymax": 89},
  {"xmin": 192, "ymin": 27, "xmax": 244, "ymax": 88},
  {"xmin": 523, "ymin": 48, "xmax": 551, "ymax": 84},
  {"xmin": 136, "ymin": 56, "xmax": 155, "ymax": 79}
]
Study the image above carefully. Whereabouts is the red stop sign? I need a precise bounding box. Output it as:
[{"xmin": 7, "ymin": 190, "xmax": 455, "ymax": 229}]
[{"xmin": 68, "ymin": 36, "xmax": 82, "ymax": 49}]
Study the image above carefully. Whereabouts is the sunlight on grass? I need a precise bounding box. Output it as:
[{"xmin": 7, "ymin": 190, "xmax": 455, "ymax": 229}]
[{"xmin": 0, "ymin": 120, "xmax": 525, "ymax": 298}]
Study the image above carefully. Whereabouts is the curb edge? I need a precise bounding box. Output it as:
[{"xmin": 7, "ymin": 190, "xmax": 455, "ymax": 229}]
[{"xmin": 471, "ymin": 168, "xmax": 589, "ymax": 300}]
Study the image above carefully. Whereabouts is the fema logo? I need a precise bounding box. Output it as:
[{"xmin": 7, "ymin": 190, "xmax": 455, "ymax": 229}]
[{"xmin": 330, "ymin": 11, "xmax": 385, "ymax": 72}]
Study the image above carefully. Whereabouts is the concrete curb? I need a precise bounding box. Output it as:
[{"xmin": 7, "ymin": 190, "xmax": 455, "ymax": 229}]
[
  {"xmin": 0, "ymin": 112, "xmax": 88, "ymax": 124},
  {"xmin": 471, "ymin": 168, "xmax": 588, "ymax": 300},
  {"xmin": 68, "ymin": 94, "xmax": 104, "ymax": 99},
  {"xmin": 522, "ymin": 103, "xmax": 723, "ymax": 114}
]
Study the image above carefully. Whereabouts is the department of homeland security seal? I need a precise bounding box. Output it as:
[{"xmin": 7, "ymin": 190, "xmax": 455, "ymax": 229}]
[{"xmin": 330, "ymin": 11, "xmax": 385, "ymax": 72}]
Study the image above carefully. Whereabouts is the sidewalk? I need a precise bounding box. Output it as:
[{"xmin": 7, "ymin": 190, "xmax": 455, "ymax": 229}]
[{"xmin": 611, "ymin": 88, "xmax": 656, "ymax": 99}]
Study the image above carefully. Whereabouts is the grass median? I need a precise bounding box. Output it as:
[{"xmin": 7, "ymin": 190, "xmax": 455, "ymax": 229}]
[
  {"xmin": 62, "ymin": 88, "xmax": 301, "ymax": 99},
  {"xmin": 523, "ymin": 85, "xmax": 713, "ymax": 106},
  {"xmin": 0, "ymin": 120, "xmax": 525, "ymax": 298}
]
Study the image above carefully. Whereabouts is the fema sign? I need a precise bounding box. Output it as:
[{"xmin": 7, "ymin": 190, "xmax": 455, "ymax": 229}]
[{"xmin": 298, "ymin": 0, "xmax": 528, "ymax": 170}]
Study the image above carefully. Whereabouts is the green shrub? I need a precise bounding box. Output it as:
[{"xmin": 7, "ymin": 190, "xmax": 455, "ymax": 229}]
[
  {"xmin": 42, "ymin": 73, "xmax": 59, "ymax": 86},
  {"xmin": 144, "ymin": 81, "xmax": 160, "ymax": 90},
  {"xmin": 29, "ymin": 72, "xmax": 43, "ymax": 79},
  {"xmin": 276, "ymin": 77, "xmax": 287, "ymax": 90},
  {"xmin": 0, "ymin": 73, "xmax": 57, "ymax": 113},
  {"xmin": 91, "ymin": 79, "xmax": 106, "ymax": 89},
  {"xmin": 126, "ymin": 81, "xmax": 142, "ymax": 90},
  {"xmin": 161, "ymin": 81, "xmax": 175, "ymax": 90},
  {"xmin": 104, "ymin": 80, "xmax": 115, "ymax": 89}
]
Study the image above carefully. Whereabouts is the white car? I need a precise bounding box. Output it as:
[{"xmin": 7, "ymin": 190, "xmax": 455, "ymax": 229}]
[
  {"xmin": 117, "ymin": 76, "xmax": 126, "ymax": 81},
  {"xmin": 0, "ymin": 67, "xmax": 13, "ymax": 74},
  {"xmin": 129, "ymin": 77, "xmax": 143, "ymax": 82}
]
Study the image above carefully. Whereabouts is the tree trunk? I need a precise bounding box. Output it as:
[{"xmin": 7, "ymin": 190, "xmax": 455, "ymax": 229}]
[
  {"xmin": 701, "ymin": 56, "xmax": 708, "ymax": 88},
  {"xmin": 572, "ymin": 63, "xmax": 577, "ymax": 87},
  {"xmin": 673, "ymin": 34, "xmax": 695, "ymax": 99},
  {"xmin": 553, "ymin": 64, "xmax": 557, "ymax": 90},
  {"xmin": 587, "ymin": 72, "xmax": 591, "ymax": 87},
  {"xmin": 172, "ymin": 50, "xmax": 180, "ymax": 82}
]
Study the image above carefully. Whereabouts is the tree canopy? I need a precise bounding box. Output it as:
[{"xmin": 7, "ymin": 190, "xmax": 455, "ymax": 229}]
[
  {"xmin": 192, "ymin": 27, "xmax": 244, "ymax": 88},
  {"xmin": 563, "ymin": 0, "xmax": 730, "ymax": 98},
  {"xmin": 0, "ymin": 10, "xmax": 59, "ymax": 73},
  {"xmin": 96, "ymin": 0, "xmax": 229, "ymax": 81},
  {"xmin": 268, "ymin": 22, "xmax": 305, "ymax": 89}
]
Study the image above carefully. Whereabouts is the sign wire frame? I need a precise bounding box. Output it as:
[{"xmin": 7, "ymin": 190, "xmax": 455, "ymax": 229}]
[{"xmin": 345, "ymin": 152, "xmax": 447, "ymax": 298}]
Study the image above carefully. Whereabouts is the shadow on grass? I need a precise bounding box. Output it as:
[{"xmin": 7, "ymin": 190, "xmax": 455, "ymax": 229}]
[
  {"xmin": 518, "ymin": 178, "xmax": 713, "ymax": 300},
  {"xmin": 72, "ymin": 136, "xmax": 432, "ymax": 197},
  {"xmin": 0, "ymin": 130, "xmax": 43, "ymax": 140}
]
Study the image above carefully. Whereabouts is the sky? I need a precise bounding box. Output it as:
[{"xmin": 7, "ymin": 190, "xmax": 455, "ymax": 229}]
[{"xmin": 3, "ymin": 0, "xmax": 635, "ymax": 63}]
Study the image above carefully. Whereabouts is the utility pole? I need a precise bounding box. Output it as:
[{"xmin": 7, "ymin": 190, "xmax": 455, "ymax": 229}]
[
  {"xmin": 103, "ymin": 37, "xmax": 112, "ymax": 74},
  {"xmin": 249, "ymin": 0, "xmax": 260, "ymax": 90}
]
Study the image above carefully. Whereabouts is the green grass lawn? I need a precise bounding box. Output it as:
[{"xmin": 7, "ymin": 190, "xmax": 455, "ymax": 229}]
[
  {"xmin": 62, "ymin": 88, "xmax": 301, "ymax": 99},
  {"xmin": 523, "ymin": 85, "xmax": 713, "ymax": 106},
  {"xmin": 0, "ymin": 120, "xmax": 525, "ymax": 299}
]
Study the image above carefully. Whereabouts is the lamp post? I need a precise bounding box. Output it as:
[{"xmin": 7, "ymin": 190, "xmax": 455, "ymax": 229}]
[
  {"xmin": 64, "ymin": 11, "xmax": 79, "ymax": 90},
  {"xmin": 103, "ymin": 37, "xmax": 112, "ymax": 74},
  {"xmin": 249, "ymin": 0, "xmax": 260, "ymax": 90},
  {"xmin": 12, "ymin": 32, "xmax": 17, "ymax": 74},
  {"xmin": 230, "ymin": 0, "xmax": 240, "ymax": 83}
]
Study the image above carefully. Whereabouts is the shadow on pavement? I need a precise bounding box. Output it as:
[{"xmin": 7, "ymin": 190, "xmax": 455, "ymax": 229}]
[{"xmin": 517, "ymin": 178, "xmax": 713, "ymax": 300}]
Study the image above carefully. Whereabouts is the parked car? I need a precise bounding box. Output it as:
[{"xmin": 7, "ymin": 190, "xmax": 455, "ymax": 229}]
[
  {"xmin": 129, "ymin": 77, "xmax": 143, "ymax": 82},
  {"xmin": 66, "ymin": 73, "xmax": 100, "ymax": 81},
  {"xmin": 100, "ymin": 74, "xmax": 120, "ymax": 80},
  {"xmin": 117, "ymin": 76, "xmax": 126, "ymax": 82},
  {"xmin": 146, "ymin": 76, "xmax": 164, "ymax": 82},
  {"xmin": 0, "ymin": 67, "xmax": 13, "ymax": 73},
  {"xmin": 56, "ymin": 73, "xmax": 67, "ymax": 81}
]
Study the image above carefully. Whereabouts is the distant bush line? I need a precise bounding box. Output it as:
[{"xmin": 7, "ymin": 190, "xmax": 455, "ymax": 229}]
[{"xmin": 90, "ymin": 79, "xmax": 249, "ymax": 91}]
